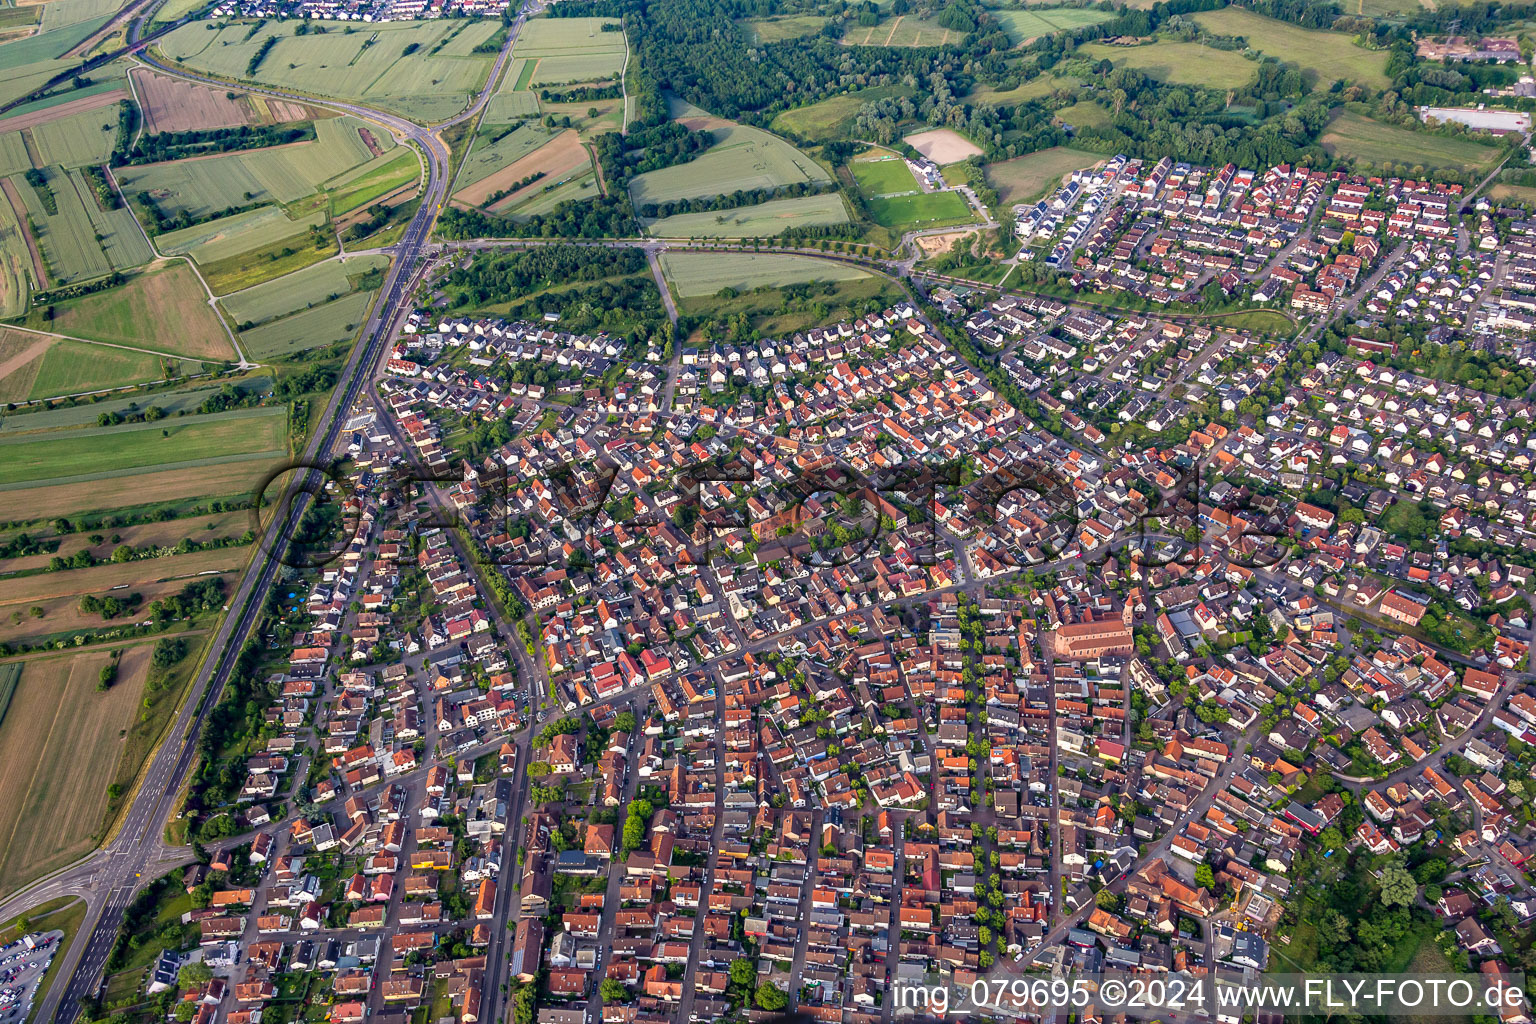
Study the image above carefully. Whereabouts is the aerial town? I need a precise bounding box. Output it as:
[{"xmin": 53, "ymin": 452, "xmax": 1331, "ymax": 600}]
[{"xmin": 44, "ymin": 153, "xmax": 1535, "ymax": 1024}]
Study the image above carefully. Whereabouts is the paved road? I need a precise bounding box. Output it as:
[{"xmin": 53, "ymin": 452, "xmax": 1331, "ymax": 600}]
[{"xmin": 0, "ymin": 11, "xmax": 532, "ymax": 1022}]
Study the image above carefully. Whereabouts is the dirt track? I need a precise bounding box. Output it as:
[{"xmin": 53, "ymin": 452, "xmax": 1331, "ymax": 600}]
[{"xmin": 0, "ymin": 89, "xmax": 126, "ymax": 134}]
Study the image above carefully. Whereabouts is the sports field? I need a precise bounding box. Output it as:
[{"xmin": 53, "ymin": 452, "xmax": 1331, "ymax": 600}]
[
  {"xmin": 645, "ymin": 193, "xmax": 850, "ymax": 238},
  {"xmin": 630, "ymin": 123, "xmax": 831, "ymax": 205},
  {"xmin": 507, "ymin": 16, "xmax": 625, "ymax": 86},
  {"xmin": 989, "ymin": 6, "xmax": 1111, "ymax": 43},
  {"xmin": 1320, "ymin": 109, "xmax": 1503, "ymax": 173},
  {"xmin": 0, "ymin": 405, "xmax": 287, "ymax": 486},
  {"xmin": 1192, "ymin": 9, "xmax": 1391, "ymax": 89},
  {"xmin": 50, "ymin": 262, "xmax": 235, "ymax": 360},
  {"xmin": 661, "ymin": 251, "xmax": 870, "ymax": 298},
  {"xmin": 0, "ymin": 646, "xmax": 151, "ymax": 897},
  {"xmin": 1077, "ymin": 39, "xmax": 1258, "ymax": 90},
  {"xmin": 154, "ymin": 205, "xmax": 327, "ymax": 266},
  {"xmin": 867, "ymin": 190, "xmax": 975, "ymax": 231},
  {"xmin": 770, "ymin": 84, "xmax": 914, "ymax": 141},
  {"xmin": 240, "ymin": 290, "xmax": 377, "ymax": 360},
  {"xmin": 157, "ymin": 19, "xmax": 502, "ymax": 123},
  {"xmin": 117, "ymin": 116, "xmax": 392, "ymax": 221},
  {"xmin": 852, "ymin": 154, "xmax": 920, "ymax": 196}
]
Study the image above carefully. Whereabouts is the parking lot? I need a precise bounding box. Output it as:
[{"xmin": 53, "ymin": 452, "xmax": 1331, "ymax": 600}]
[{"xmin": 0, "ymin": 930, "xmax": 61, "ymax": 1023}]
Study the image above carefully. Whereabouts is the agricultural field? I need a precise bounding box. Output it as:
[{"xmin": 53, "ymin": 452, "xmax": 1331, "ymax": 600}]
[
  {"xmin": 1056, "ymin": 99, "xmax": 1112, "ymax": 129},
  {"xmin": 507, "ymin": 16, "xmax": 625, "ymax": 87},
  {"xmin": 985, "ymin": 146, "xmax": 1102, "ymax": 204},
  {"xmin": 0, "ymin": 458, "xmax": 269, "ymax": 523},
  {"xmin": 867, "ymin": 189, "xmax": 976, "ymax": 231},
  {"xmin": 220, "ymin": 253, "xmax": 386, "ymax": 328},
  {"xmin": 0, "ymin": 373, "xmax": 270, "ymax": 434},
  {"xmin": 457, "ymin": 127, "xmax": 588, "ymax": 210},
  {"xmin": 154, "ymin": 204, "xmax": 327, "ymax": 266},
  {"xmin": 49, "ymin": 262, "xmax": 236, "ymax": 360},
  {"xmin": 0, "ymin": 404, "xmax": 287, "ymax": 486},
  {"xmin": 770, "ymin": 84, "xmax": 914, "ymax": 141},
  {"xmin": 989, "ymin": 6, "xmax": 1112, "ymax": 43},
  {"xmin": 156, "ymin": 19, "xmax": 502, "ymax": 123},
  {"xmin": 454, "ymin": 122, "xmax": 564, "ymax": 192},
  {"xmin": 852, "ymin": 153, "xmax": 920, "ymax": 195},
  {"xmin": 10, "ymin": 166, "xmax": 153, "ymax": 283},
  {"xmin": 1320, "ymin": 109, "xmax": 1503, "ymax": 173},
  {"xmin": 0, "ymin": 509, "xmax": 250, "ymax": 574},
  {"xmin": 0, "ymin": 646, "xmax": 152, "ymax": 897},
  {"xmin": 493, "ymin": 165, "xmax": 599, "ymax": 218},
  {"xmin": 29, "ymin": 104, "xmax": 117, "ymax": 167},
  {"xmin": 116, "ymin": 115, "xmax": 392, "ymax": 222},
  {"xmin": 1192, "ymin": 8, "xmax": 1392, "ymax": 90},
  {"xmin": 1077, "ymin": 39, "xmax": 1259, "ymax": 90},
  {"xmin": 330, "ymin": 150, "xmax": 419, "ymax": 218},
  {"xmin": 661, "ymin": 251, "xmax": 870, "ymax": 298},
  {"xmin": 130, "ymin": 68, "xmax": 313, "ymax": 134},
  {"xmin": 239, "ymin": 289, "xmax": 377, "ymax": 360},
  {"xmin": 842, "ymin": 14, "xmax": 960, "ymax": 47},
  {"xmin": 644, "ymin": 193, "xmax": 850, "ymax": 238},
  {"xmin": 630, "ymin": 122, "xmax": 830, "ymax": 206},
  {"xmin": 0, "ymin": 13, "xmax": 111, "ymax": 107},
  {"xmin": 0, "ymin": 186, "xmax": 34, "ymax": 317},
  {"xmin": 9, "ymin": 336, "xmax": 196, "ymax": 401},
  {"xmin": 743, "ymin": 15, "xmax": 827, "ymax": 43},
  {"xmin": 1488, "ymin": 183, "xmax": 1536, "ymax": 206}
]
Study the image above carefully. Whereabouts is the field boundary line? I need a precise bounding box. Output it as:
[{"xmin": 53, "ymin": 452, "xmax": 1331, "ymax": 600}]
[{"xmin": 1, "ymin": 318, "xmax": 232, "ymax": 363}]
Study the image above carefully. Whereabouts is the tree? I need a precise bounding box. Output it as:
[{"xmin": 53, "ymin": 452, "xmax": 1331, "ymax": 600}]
[
  {"xmin": 755, "ymin": 983, "xmax": 788, "ymax": 1011},
  {"xmin": 599, "ymin": 979, "xmax": 629, "ymax": 1003},
  {"xmin": 1194, "ymin": 863, "xmax": 1216, "ymax": 890},
  {"xmin": 728, "ymin": 957, "xmax": 755, "ymax": 988},
  {"xmin": 1379, "ymin": 863, "xmax": 1417, "ymax": 908},
  {"xmin": 178, "ymin": 963, "xmax": 212, "ymax": 988}
]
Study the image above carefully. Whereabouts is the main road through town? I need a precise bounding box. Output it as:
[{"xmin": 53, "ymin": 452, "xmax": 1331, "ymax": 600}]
[{"xmin": 0, "ymin": 8, "xmax": 531, "ymax": 1021}]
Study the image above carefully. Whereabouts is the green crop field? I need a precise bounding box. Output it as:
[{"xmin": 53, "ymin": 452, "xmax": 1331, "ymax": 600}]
[
  {"xmin": 239, "ymin": 290, "xmax": 376, "ymax": 360},
  {"xmin": 0, "ymin": 405, "xmax": 287, "ymax": 486},
  {"xmin": 154, "ymin": 205, "xmax": 326, "ymax": 266},
  {"xmin": 989, "ymin": 6, "xmax": 1112, "ymax": 43},
  {"xmin": 118, "ymin": 116, "xmax": 389, "ymax": 221},
  {"xmin": 867, "ymin": 189, "xmax": 975, "ymax": 230},
  {"xmin": 661, "ymin": 251, "xmax": 870, "ymax": 298},
  {"xmin": 1192, "ymin": 8, "xmax": 1391, "ymax": 89},
  {"xmin": 157, "ymin": 19, "xmax": 501, "ymax": 123},
  {"xmin": 852, "ymin": 154, "xmax": 920, "ymax": 196},
  {"xmin": 329, "ymin": 151, "xmax": 419, "ymax": 217},
  {"xmin": 456, "ymin": 123, "xmax": 562, "ymax": 190},
  {"xmin": 0, "ymin": 15, "xmax": 110, "ymax": 107},
  {"xmin": 842, "ymin": 14, "xmax": 960, "ymax": 46},
  {"xmin": 1077, "ymin": 40, "xmax": 1258, "ymax": 90},
  {"xmin": 0, "ymin": 133, "xmax": 29, "ymax": 178},
  {"xmin": 31, "ymin": 107, "xmax": 117, "ymax": 167},
  {"xmin": 645, "ymin": 193, "xmax": 850, "ymax": 238},
  {"xmin": 220, "ymin": 253, "xmax": 386, "ymax": 327},
  {"xmin": 770, "ymin": 84, "xmax": 914, "ymax": 141},
  {"xmin": 49, "ymin": 262, "xmax": 236, "ymax": 360},
  {"xmin": 495, "ymin": 167, "xmax": 599, "ymax": 218},
  {"xmin": 26, "ymin": 339, "xmax": 190, "ymax": 400},
  {"xmin": 508, "ymin": 16, "xmax": 625, "ymax": 85},
  {"xmin": 0, "ymin": 190, "xmax": 34, "ymax": 318},
  {"xmin": 630, "ymin": 123, "xmax": 831, "ymax": 206},
  {"xmin": 39, "ymin": 0, "xmax": 121, "ymax": 32},
  {"xmin": 743, "ymin": 15, "xmax": 827, "ymax": 43},
  {"xmin": 483, "ymin": 90, "xmax": 541, "ymax": 124},
  {"xmin": 985, "ymin": 146, "xmax": 1101, "ymax": 204},
  {"xmin": 1320, "ymin": 110, "xmax": 1503, "ymax": 173},
  {"xmin": 11, "ymin": 166, "xmax": 151, "ymax": 284}
]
